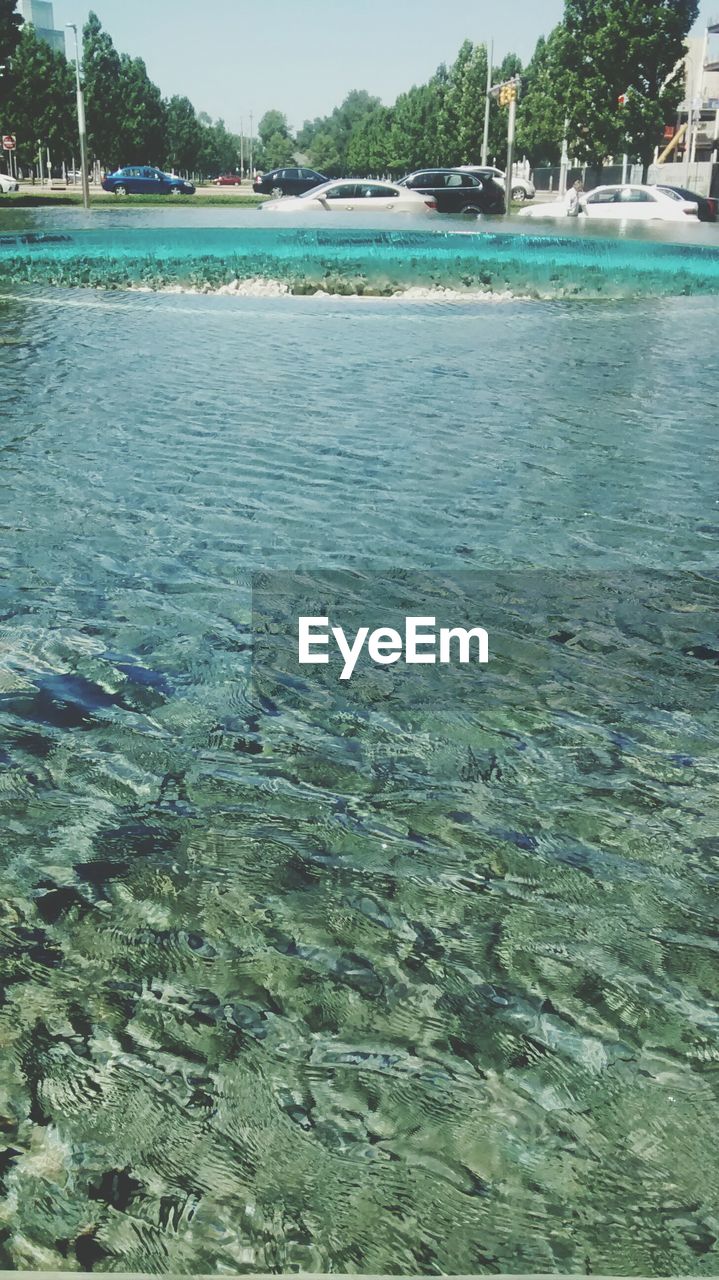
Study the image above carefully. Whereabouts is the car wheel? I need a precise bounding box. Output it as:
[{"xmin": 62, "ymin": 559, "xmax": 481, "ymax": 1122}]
[
  {"xmin": 114, "ymin": 185, "xmax": 127, "ymax": 196},
  {"xmin": 511, "ymin": 186, "xmax": 527, "ymax": 202},
  {"xmin": 460, "ymin": 205, "xmax": 482, "ymax": 218},
  {"xmin": 271, "ymin": 186, "xmax": 283, "ymax": 198},
  {"xmin": 170, "ymin": 187, "xmax": 182, "ymax": 197}
]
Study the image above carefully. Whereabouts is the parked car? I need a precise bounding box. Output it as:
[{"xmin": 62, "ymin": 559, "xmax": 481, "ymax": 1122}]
[
  {"xmin": 102, "ymin": 167, "xmax": 195, "ymax": 196},
  {"xmin": 260, "ymin": 178, "xmax": 437, "ymax": 215},
  {"xmin": 582, "ymin": 184, "xmax": 698, "ymax": 222},
  {"xmin": 253, "ymin": 167, "xmax": 327, "ymax": 197},
  {"xmin": 397, "ymin": 168, "xmax": 504, "ymax": 216},
  {"xmin": 653, "ymin": 184, "xmax": 717, "ymax": 223},
  {"xmin": 215, "ymin": 173, "xmax": 244, "ymax": 186},
  {"xmin": 0, "ymin": 172, "xmax": 19, "ymax": 194},
  {"xmin": 458, "ymin": 164, "xmax": 536, "ymax": 202}
]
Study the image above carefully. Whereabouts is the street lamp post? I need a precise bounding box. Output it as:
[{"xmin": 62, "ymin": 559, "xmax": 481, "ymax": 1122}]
[
  {"xmin": 66, "ymin": 23, "xmax": 90, "ymax": 210},
  {"xmin": 481, "ymin": 41, "xmax": 493, "ymax": 166}
]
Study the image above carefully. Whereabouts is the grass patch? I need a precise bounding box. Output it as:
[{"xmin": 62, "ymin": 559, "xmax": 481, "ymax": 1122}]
[{"xmin": 0, "ymin": 191, "xmax": 267, "ymax": 208}]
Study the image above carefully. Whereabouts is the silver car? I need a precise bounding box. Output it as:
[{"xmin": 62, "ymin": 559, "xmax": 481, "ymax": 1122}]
[
  {"xmin": 458, "ymin": 165, "xmax": 535, "ymax": 202},
  {"xmin": 0, "ymin": 172, "xmax": 19, "ymax": 194},
  {"xmin": 260, "ymin": 178, "xmax": 438, "ymax": 215}
]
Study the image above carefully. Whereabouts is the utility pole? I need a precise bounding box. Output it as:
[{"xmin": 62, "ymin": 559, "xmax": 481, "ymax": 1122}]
[
  {"xmin": 66, "ymin": 24, "xmax": 90, "ymax": 210},
  {"xmin": 481, "ymin": 40, "xmax": 493, "ymax": 165},
  {"xmin": 505, "ymin": 88, "xmax": 517, "ymax": 214},
  {"xmin": 240, "ymin": 117, "xmax": 244, "ymax": 178},
  {"xmin": 249, "ymin": 111, "xmax": 254, "ymax": 176},
  {"xmin": 559, "ymin": 116, "xmax": 569, "ymax": 195}
]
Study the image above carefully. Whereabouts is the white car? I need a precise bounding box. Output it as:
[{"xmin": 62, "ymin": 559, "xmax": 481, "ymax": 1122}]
[
  {"xmin": 0, "ymin": 172, "xmax": 19, "ymax": 194},
  {"xmin": 518, "ymin": 196, "xmax": 576, "ymax": 220},
  {"xmin": 458, "ymin": 165, "xmax": 535, "ymax": 202},
  {"xmin": 260, "ymin": 178, "xmax": 438, "ymax": 215},
  {"xmin": 582, "ymin": 184, "xmax": 698, "ymax": 222},
  {"xmin": 519, "ymin": 184, "xmax": 699, "ymax": 224}
]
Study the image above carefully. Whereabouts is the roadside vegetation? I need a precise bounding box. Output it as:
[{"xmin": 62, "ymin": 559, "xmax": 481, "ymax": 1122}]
[
  {"xmin": 0, "ymin": 0, "xmax": 701, "ymax": 183},
  {"xmin": 0, "ymin": 190, "xmax": 266, "ymax": 206}
]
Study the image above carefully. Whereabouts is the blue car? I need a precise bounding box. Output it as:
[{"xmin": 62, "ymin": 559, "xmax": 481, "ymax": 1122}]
[{"xmin": 102, "ymin": 166, "xmax": 195, "ymax": 196}]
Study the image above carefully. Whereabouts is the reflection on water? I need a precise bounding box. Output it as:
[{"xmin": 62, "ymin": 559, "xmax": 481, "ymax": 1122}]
[{"xmin": 0, "ymin": 275, "xmax": 718, "ymax": 1274}]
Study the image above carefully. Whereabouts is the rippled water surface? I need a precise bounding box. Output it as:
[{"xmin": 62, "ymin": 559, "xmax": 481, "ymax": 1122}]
[{"xmin": 1, "ymin": 210, "xmax": 718, "ymax": 1276}]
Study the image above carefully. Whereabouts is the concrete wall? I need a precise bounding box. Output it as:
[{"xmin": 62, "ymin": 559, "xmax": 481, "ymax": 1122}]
[{"xmin": 647, "ymin": 161, "xmax": 719, "ymax": 196}]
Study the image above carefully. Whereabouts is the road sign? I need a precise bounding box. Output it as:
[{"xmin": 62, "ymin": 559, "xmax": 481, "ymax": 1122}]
[{"xmin": 2, "ymin": 134, "xmax": 16, "ymax": 150}]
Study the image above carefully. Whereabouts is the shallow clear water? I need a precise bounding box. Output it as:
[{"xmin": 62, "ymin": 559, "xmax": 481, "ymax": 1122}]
[{"xmin": 1, "ymin": 211, "xmax": 718, "ymax": 1275}]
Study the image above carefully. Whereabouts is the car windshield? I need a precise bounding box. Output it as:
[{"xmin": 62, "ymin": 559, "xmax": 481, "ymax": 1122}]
[{"xmin": 298, "ymin": 184, "xmax": 331, "ymax": 199}]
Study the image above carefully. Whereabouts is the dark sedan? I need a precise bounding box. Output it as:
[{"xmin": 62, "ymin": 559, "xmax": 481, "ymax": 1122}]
[
  {"xmin": 253, "ymin": 167, "xmax": 327, "ymax": 197},
  {"xmin": 397, "ymin": 168, "xmax": 505, "ymax": 216},
  {"xmin": 102, "ymin": 167, "xmax": 195, "ymax": 196},
  {"xmin": 655, "ymin": 184, "xmax": 717, "ymax": 223}
]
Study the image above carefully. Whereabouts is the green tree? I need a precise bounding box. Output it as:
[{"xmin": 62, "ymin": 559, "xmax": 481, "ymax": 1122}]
[
  {"xmin": 117, "ymin": 53, "xmax": 167, "ymax": 162},
  {"xmin": 387, "ymin": 77, "xmax": 447, "ymax": 171},
  {"xmin": 487, "ymin": 51, "xmax": 524, "ymax": 164},
  {"xmin": 257, "ymin": 108, "xmax": 294, "ymax": 168},
  {"xmin": 437, "ymin": 39, "xmax": 474, "ymax": 165},
  {"xmin": 516, "ymin": 30, "xmax": 566, "ymax": 166},
  {"xmin": 198, "ymin": 117, "xmax": 240, "ymax": 175},
  {"xmin": 165, "ymin": 95, "xmax": 203, "ymax": 174},
  {"xmin": 0, "ymin": 0, "xmax": 23, "ymax": 116},
  {"xmin": 455, "ymin": 43, "xmax": 490, "ymax": 162},
  {"xmin": 298, "ymin": 90, "xmax": 380, "ymax": 174},
  {"xmin": 6, "ymin": 22, "xmax": 75, "ymax": 172},
  {"xmin": 559, "ymin": 0, "xmax": 699, "ymax": 169},
  {"xmin": 347, "ymin": 105, "xmax": 394, "ymax": 171},
  {"xmin": 82, "ymin": 11, "xmax": 124, "ymax": 167}
]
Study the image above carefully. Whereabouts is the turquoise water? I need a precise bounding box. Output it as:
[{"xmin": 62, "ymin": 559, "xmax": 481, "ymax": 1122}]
[
  {"xmin": 1, "ymin": 211, "xmax": 718, "ymax": 1275},
  {"xmin": 1, "ymin": 208, "xmax": 719, "ymax": 296}
]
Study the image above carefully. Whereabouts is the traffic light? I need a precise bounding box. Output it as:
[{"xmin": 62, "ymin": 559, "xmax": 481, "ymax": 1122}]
[{"xmin": 499, "ymin": 82, "xmax": 517, "ymax": 108}]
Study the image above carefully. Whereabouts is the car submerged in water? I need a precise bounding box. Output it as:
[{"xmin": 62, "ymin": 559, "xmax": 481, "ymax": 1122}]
[
  {"xmin": 519, "ymin": 184, "xmax": 699, "ymax": 223},
  {"xmin": 102, "ymin": 167, "xmax": 196, "ymax": 196},
  {"xmin": 397, "ymin": 168, "xmax": 505, "ymax": 216},
  {"xmin": 260, "ymin": 178, "xmax": 437, "ymax": 216}
]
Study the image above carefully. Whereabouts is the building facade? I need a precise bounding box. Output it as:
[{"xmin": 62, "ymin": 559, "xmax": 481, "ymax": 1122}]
[{"xmin": 18, "ymin": 0, "xmax": 66, "ymax": 56}]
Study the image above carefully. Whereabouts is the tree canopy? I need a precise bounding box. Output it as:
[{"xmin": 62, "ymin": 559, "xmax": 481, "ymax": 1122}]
[
  {"xmin": 257, "ymin": 109, "xmax": 294, "ymax": 168},
  {"xmin": 7, "ymin": 23, "xmax": 75, "ymax": 170},
  {"xmin": 0, "ymin": 0, "xmax": 23, "ymax": 117},
  {"xmin": 1, "ymin": 0, "xmax": 702, "ymax": 181},
  {"xmin": 297, "ymin": 91, "xmax": 382, "ymax": 174},
  {"xmin": 558, "ymin": 0, "xmax": 700, "ymax": 167}
]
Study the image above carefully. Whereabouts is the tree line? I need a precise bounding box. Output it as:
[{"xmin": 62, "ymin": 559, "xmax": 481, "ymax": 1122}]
[
  {"xmin": 294, "ymin": 0, "xmax": 698, "ymax": 176},
  {"xmin": 0, "ymin": 4, "xmax": 280, "ymax": 176},
  {"xmin": 0, "ymin": 0, "xmax": 700, "ymax": 180}
]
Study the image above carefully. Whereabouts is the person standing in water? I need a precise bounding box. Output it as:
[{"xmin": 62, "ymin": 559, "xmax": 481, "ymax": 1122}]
[{"xmin": 567, "ymin": 179, "xmax": 584, "ymax": 217}]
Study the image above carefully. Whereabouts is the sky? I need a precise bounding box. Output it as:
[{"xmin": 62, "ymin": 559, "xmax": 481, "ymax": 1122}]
[{"xmin": 51, "ymin": 0, "xmax": 714, "ymax": 134}]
